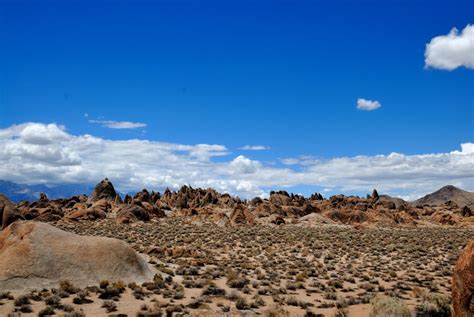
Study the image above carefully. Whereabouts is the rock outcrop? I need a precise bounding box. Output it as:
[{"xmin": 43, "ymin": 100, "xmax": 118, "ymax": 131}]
[
  {"xmin": 0, "ymin": 221, "xmax": 156, "ymax": 290},
  {"xmin": 0, "ymin": 194, "xmax": 24, "ymax": 230},
  {"xmin": 89, "ymin": 178, "xmax": 119, "ymax": 202},
  {"xmin": 452, "ymin": 240, "xmax": 474, "ymax": 317},
  {"xmin": 1, "ymin": 180, "xmax": 473, "ymax": 228}
]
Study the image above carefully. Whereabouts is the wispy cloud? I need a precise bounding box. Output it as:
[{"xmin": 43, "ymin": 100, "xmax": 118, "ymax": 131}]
[
  {"xmin": 89, "ymin": 119, "xmax": 147, "ymax": 129},
  {"xmin": 238, "ymin": 145, "xmax": 270, "ymax": 151},
  {"xmin": 0, "ymin": 122, "xmax": 472, "ymax": 199},
  {"xmin": 357, "ymin": 98, "xmax": 381, "ymax": 111},
  {"xmin": 425, "ymin": 24, "xmax": 474, "ymax": 70}
]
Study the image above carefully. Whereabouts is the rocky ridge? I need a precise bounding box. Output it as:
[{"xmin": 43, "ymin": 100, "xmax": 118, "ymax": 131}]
[{"xmin": 1, "ymin": 179, "xmax": 473, "ymax": 229}]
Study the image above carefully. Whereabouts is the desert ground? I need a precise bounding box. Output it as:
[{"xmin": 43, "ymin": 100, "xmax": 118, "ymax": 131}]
[{"xmin": 1, "ymin": 217, "xmax": 472, "ymax": 317}]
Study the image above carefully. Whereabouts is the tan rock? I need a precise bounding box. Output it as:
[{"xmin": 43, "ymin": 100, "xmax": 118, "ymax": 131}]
[
  {"xmin": 452, "ymin": 240, "xmax": 474, "ymax": 316},
  {"xmin": 0, "ymin": 221, "xmax": 156, "ymax": 290}
]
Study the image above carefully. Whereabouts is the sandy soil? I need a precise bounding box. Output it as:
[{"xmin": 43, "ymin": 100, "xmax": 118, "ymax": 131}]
[{"xmin": 0, "ymin": 218, "xmax": 472, "ymax": 316}]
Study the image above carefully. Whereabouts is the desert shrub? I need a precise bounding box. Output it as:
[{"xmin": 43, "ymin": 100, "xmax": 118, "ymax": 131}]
[
  {"xmin": 187, "ymin": 297, "xmax": 204, "ymax": 309},
  {"xmin": 99, "ymin": 280, "xmax": 109, "ymax": 289},
  {"xmin": 0, "ymin": 292, "xmax": 14, "ymax": 300},
  {"xmin": 262, "ymin": 304, "xmax": 290, "ymax": 317},
  {"xmin": 14, "ymin": 295, "xmax": 30, "ymax": 306},
  {"xmin": 59, "ymin": 280, "xmax": 80, "ymax": 294},
  {"xmin": 62, "ymin": 304, "xmax": 75, "ymax": 312},
  {"xmin": 201, "ymin": 285, "xmax": 226, "ymax": 297},
  {"xmin": 296, "ymin": 272, "xmax": 308, "ymax": 282},
  {"xmin": 286, "ymin": 281, "xmax": 298, "ymax": 291},
  {"xmin": 173, "ymin": 291, "xmax": 184, "ymax": 300},
  {"xmin": 227, "ymin": 290, "xmax": 241, "ymax": 301},
  {"xmin": 112, "ymin": 280, "xmax": 127, "ymax": 291},
  {"xmin": 286, "ymin": 296, "xmax": 299, "ymax": 306},
  {"xmin": 72, "ymin": 291, "xmax": 93, "ymax": 304},
  {"xmin": 44, "ymin": 295, "xmax": 61, "ymax": 308},
  {"xmin": 370, "ymin": 297, "xmax": 411, "ymax": 317},
  {"xmin": 324, "ymin": 291, "xmax": 337, "ymax": 300},
  {"xmin": 136, "ymin": 302, "xmax": 163, "ymax": 317},
  {"xmin": 38, "ymin": 306, "xmax": 55, "ymax": 317},
  {"xmin": 251, "ymin": 294, "xmax": 265, "ymax": 308},
  {"xmin": 228, "ymin": 277, "xmax": 249, "ymax": 289},
  {"xmin": 102, "ymin": 300, "xmax": 117, "ymax": 312},
  {"xmin": 165, "ymin": 304, "xmax": 183, "ymax": 314},
  {"xmin": 416, "ymin": 293, "xmax": 450, "ymax": 317},
  {"xmin": 18, "ymin": 305, "xmax": 33, "ymax": 313},
  {"xmin": 236, "ymin": 297, "xmax": 249, "ymax": 310},
  {"xmin": 98, "ymin": 286, "xmax": 121, "ymax": 299}
]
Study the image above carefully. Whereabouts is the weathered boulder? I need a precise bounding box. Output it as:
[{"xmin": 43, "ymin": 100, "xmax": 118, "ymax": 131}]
[
  {"xmin": 229, "ymin": 205, "xmax": 255, "ymax": 226},
  {"xmin": 116, "ymin": 204, "xmax": 150, "ymax": 224},
  {"xmin": 89, "ymin": 178, "xmax": 118, "ymax": 202},
  {"xmin": 0, "ymin": 221, "xmax": 156, "ymax": 290},
  {"xmin": 452, "ymin": 240, "xmax": 474, "ymax": 316},
  {"xmin": 66, "ymin": 207, "xmax": 107, "ymax": 221},
  {"xmin": 327, "ymin": 209, "xmax": 367, "ymax": 224},
  {"xmin": 269, "ymin": 191, "xmax": 291, "ymax": 206},
  {"xmin": 1, "ymin": 194, "xmax": 24, "ymax": 230}
]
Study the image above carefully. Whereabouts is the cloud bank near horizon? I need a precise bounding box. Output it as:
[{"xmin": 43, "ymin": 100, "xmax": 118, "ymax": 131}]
[{"xmin": 0, "ymin": 122, "xmax": 473, "ymax": 200}]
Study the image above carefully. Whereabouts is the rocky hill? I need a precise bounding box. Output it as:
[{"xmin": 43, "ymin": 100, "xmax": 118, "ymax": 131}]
[{"xmin": 413, "ymin": 185, "xmax": 474, "ymax": 209}]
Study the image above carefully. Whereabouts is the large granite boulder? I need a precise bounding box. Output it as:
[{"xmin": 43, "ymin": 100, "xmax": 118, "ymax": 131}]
[
  {"xmin": 452, "ymin": 240, "xmax": 474, "ymax": 316},
  {"xmin": 0, "ymin": 221, "xmax": 156, "ymax": 290}
]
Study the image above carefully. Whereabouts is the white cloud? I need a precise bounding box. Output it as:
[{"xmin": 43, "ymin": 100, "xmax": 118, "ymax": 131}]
[
  {"xmin": 357, "ymin": 98, "xmax": 381, "ymax": 111},
  {"xmin": 238, "ymin": 145, "xmax": 270, "ymax": 151},
  {"xmin": 89, "ymin": 119, "xmax": 147, "ymax": 129},
  {"xmin": 425, "ymin": 24, "xmax": 474, "ymax": 70},
  {"xmin": 0, "ymin": 122, "xmax": 473, "ymax": 199}
]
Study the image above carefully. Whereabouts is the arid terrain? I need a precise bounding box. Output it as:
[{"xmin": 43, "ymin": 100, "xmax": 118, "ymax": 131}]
[{"xmin": 0, "ymin": 180, "xmax": 473, "ymax": 316}]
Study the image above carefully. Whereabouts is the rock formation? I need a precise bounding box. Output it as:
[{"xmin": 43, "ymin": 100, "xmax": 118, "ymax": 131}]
[
  {"xmin": 452, "ymin": 240, "xmax": 474, "ymax": 316},
  {"xmin": 0, "ymin": 180, "xmax": 473, "ymax": 228},
  {"xmin": 89, "ymin": 178, "xmax": 119, "ymax": 202},
  {"xmin": 0, "ymin": 194, "xmax": 24, "ymax": 230},
  {"xmin": 0, "ymin": 221, "xmax": 156, "ymax": 290}
]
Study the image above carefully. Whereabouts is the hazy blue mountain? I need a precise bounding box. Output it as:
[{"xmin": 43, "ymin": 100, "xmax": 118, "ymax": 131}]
[{"xmin": 0, "ymin": 180, "xmax": 94, "ymax": 203}]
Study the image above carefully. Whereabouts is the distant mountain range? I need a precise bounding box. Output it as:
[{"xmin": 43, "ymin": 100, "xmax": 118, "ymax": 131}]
[{"xmin": 0, "ymin": 180, "xmax": 94, "ymax": 203}]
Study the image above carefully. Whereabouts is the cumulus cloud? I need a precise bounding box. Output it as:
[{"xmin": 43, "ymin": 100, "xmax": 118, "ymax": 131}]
[
  {"xmin": 238, "ymin": 145, "xmax": 270, "ymax": 151},
  {"xmin": 357, "ymin": 98, "xmax": 381, "ymax": 111},
  {"xmin": 425, "ymin": 24, "xmax": 474, "ymax": 70},
  {"xmin": 0, "ymin": 122, "xmax": 473, "ymax": 199},
  {"xmin": 89, "ymin": 119, "xmax": 147, "ymax": 129}
]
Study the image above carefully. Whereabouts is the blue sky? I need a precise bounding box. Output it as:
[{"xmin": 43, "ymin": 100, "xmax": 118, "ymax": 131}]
[{"xmin": 0, "ymin": 0, "xmax": 473, "ymax": 199}]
